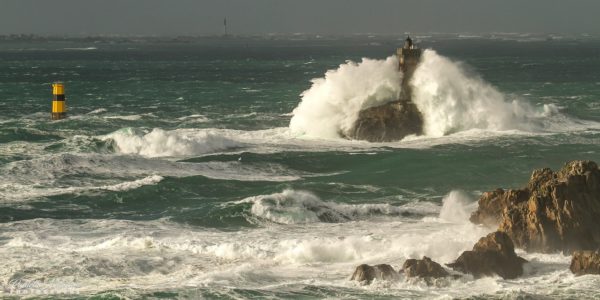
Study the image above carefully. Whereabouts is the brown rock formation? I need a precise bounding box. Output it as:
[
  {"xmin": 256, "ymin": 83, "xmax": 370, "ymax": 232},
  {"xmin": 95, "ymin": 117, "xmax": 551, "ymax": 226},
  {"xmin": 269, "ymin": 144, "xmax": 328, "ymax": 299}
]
[
  {"xmin": 470, "ymin": 160, "xmax": 600, "ymax": 253},
  {"xmin": 345, "ymin": 101, "xmax": 423, "ymax": 142},
  {"xmin": 447, "ymin": 231, "xmax": 527, "ymax": 279},
  {"xmin": 570, "ymin": 250, "xmax": 600, "ymax": 276},
  {"xmin": 350, "ymin": 264, "xmax": 399, "ymax": 283},
  {"xmin": 345, "ymin": 41, "xmax": 424, "ymax": 142},
  {"xmin": 402, "ymin": 256, "xmax": 449, "ymax": 279}
]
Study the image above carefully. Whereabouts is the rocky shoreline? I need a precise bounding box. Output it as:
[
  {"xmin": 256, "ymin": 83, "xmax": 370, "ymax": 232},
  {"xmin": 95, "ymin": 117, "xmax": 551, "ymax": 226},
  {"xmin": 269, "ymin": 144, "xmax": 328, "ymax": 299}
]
[{"xmin": 352, "ymin": 160, "xmax": 600, "ymax": 284}]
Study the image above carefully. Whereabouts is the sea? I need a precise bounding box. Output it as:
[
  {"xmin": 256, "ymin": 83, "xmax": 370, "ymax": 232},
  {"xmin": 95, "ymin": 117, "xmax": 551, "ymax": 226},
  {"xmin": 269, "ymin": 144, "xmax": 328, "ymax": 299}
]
[{"xmin": 1, "ymin": 34, "xmax": 600, "ymax": 299}]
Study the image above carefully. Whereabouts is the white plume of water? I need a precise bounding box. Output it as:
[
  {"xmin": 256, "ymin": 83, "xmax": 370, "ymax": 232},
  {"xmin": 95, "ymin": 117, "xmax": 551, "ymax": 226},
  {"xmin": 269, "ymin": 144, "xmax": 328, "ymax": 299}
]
[
  {"xmin": 289, "ymin": 49, "xmax": 559, "ymax": 140},
  {"xmin": 411, "ymin": 49, "xmax": 545, "ymax": 137},
  {"xmin": 289, "ymin": 56, "xmax": 402, "ymax": 138}
]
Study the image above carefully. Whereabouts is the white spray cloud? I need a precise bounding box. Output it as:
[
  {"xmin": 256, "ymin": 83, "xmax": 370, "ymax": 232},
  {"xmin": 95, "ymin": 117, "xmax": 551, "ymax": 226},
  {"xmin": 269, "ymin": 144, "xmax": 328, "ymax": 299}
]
[
  {"xmin": 439, "ymin": 190, "xmax": 477, "ymax": 223},
  {"xmin": 411, "ymin": 49, "xmax": 545, "ymax": 137},
  {"xmin": 289, "ymin": 49, "xmax": 564, "ymax": 140},
  {"xmin": 104, "ymin": 128, "xmax": 241, "ymax": 157},
  {"xmin": 289, "ymin": 56, "xmax": 403, "ymax": 138}
]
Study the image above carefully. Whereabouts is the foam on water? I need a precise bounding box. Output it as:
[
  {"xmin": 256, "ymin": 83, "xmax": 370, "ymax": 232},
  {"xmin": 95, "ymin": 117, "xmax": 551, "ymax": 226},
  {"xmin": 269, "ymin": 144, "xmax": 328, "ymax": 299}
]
[
  {"xmin": 289, "ymin": 56, "xmax": 403, "ymax": 138},
  {"xmin": 104, "ymin": 128, "xmax": 243, "ymax": 157},
  {"xmin": 3, "ymin": 190, "xmax": 590, "ymax": 298},
  {"xmin": 234, "ymin": 189, "xmax": 439, "ymax": 224},
  {"xmin": 288, "ymin": 50, "xmax": 600, "ymax": 141},
  {"xmin": 0, "ymin": 153, "xmax": 304, "ymax": 202}
]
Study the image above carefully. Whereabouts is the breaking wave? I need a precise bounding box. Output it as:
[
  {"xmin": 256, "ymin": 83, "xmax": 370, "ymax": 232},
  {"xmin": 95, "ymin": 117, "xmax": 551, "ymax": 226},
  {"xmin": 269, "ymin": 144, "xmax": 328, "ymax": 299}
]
[
  {"xmin": 412, "ymin": 50, "xmax": 555, "ymax": 136},
  {"xmin": 234, "ymin": 189, "xmax": 439, "ymax": 224},
  {"xmin": 289, "ymin": 50, "xmax": 564, "ymax": 140},
  {"xmin": 103, "ymin": 128, "xmax": 242, "ymax": 157},
  {"xmin": 289, "ymin": 56, "xmax": 403, "ymax": 138}
]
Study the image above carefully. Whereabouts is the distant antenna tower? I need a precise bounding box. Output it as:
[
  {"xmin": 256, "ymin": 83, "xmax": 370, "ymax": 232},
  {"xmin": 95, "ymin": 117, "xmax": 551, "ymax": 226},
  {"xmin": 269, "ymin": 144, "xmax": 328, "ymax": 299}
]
[{"xmin": 224, "ymin": 17, "xmax": 228, "ymax": 36}]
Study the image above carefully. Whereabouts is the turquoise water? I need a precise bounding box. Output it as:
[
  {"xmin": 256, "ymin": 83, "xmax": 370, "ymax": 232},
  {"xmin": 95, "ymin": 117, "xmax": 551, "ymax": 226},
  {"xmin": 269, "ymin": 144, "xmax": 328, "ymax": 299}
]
[{"xmin": 1, "ymin": 36, "xmax": 600, "ymax": 299}]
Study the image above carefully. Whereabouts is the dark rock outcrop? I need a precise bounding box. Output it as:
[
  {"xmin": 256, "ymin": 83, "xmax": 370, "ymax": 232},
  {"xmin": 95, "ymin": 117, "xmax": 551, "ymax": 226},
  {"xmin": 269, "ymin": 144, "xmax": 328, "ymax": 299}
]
[
  {"xmin": 402, "ymin": 256, "xmax": 449, "ymax": 279},
  {"xmin": 570, "ymin": 250, "xmax": 600, "ymax": 276},
  {"xmin": 350, "ymin": 264, "xmax": 399, "ymax": 283},
  {"xmin": 344, "ymin": 100, "xmax": 423, "ymax": 142},
  {"xmin": 470, "ymin": 160, "xmax": 600, "ymax": 253},
  {"xmin": 447, "ymin": 231, "xmax": 527, "ymax": 279},
  {"xmin": 345, "ymin": 45, "xmax": 424, "ymax": 142}
]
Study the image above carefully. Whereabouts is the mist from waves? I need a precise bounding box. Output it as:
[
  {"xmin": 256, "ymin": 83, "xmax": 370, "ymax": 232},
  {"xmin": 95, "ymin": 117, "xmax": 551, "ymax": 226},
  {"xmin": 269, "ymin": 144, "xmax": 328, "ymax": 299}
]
[{"xmin": 289, "ymin": 49, "xmax": 566, "ymax": 140}]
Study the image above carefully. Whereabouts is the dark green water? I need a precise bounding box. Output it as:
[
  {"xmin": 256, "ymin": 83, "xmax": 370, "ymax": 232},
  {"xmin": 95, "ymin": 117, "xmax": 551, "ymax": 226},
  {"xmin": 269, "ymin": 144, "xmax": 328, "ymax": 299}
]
[{"xmin": 1, "ymin": 36, "xmax": 600, "ymax": 299}]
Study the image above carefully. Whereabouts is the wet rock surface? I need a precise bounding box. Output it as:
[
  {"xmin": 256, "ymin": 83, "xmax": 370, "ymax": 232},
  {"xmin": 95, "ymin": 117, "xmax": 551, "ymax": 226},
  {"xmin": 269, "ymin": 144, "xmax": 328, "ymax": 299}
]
[
  {"xmin": 344, "ymin": 100, "xmax": 423, "ymax": 142},
  {"xmin": 570, "ymin": 250, "xmax": 600, "ymax": 276},
  {"xmin": 470, "ymin": 160, "xmax": 600, "ymax": 253},
  {"xmin": 402, "ymin": 256, "xmax": 449, "ymax": 279},
  {"xmin": 447, "ymin": 231, "xmax": 527, "ymax": 279},
  {"xmin": 350, "ymin": 264, "xmax": 399, "ymax": 284}
]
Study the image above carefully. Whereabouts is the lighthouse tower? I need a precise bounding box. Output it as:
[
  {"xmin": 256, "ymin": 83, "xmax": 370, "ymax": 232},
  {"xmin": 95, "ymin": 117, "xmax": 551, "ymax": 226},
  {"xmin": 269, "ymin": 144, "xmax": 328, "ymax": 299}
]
[{"xmin": 396, "ymin": 36, "xmax": 422, "ymax": 100}]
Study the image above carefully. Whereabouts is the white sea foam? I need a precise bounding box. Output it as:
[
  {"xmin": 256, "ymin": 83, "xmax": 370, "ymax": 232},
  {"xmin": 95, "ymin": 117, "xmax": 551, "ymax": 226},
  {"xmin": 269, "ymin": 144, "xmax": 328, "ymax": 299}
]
[
  {"xmin": 289, "ymin": 56, "xmax": 403, "ymax": 138},
  {"xmin": 104, "ymin": 128, "xmax": 242, "ymax": 157},
  {"xmin": 288, "ymin": 50, "xmax": 594, "ymax": 141},
  {"xmin": 2, "ymin": 189, "xmax": 595, "ymax": 298},
  {"xmin": 176, "ymin": 114, "xmax": 210, "ymax": 123},
  {"xmin": 235, "ymin": 189, "xmax": 439, "ymax": 224},
  {"xmin": 0, "ymin": 202, "xmax": 491, "ymax": 297},
  {"xmin": 0, "ymin": 153, "xmax": 303, "ymax": 202},
  {"xmin": 87, "ymin": 108, "xmax": 108, "ymax": 115},
  {"xmin": 412, "ymin": 50, "xmax": 556, "ymax": 137},
  {"xmin": 438, "ymin": 190, "xmax": 478, "ymax": 223},
  {"xmin": 103, "ymin": 114, "xmax": 143, "ymax": 121}
]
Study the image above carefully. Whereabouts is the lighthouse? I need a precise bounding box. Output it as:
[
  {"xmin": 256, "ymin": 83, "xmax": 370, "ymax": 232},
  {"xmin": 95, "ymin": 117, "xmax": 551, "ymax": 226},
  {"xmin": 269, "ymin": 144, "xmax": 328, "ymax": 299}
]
[{"xmin": 396, "ymin": 36, "xmax": 422, "ymax": 100}]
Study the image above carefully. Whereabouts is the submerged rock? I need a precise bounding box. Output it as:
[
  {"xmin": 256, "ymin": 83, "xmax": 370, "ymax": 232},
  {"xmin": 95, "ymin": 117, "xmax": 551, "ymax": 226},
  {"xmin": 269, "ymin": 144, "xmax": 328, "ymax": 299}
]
[
  {"xmin": 570, "ymin": 250, "xmax": 600, "ymax": 276},
  {"xmin": 447, "ymin": 231, "xmax": 527, "ymax": 279},
  {"xmin": 470, "ymin": 160, "xmax": 600, "ymax": 253},
  {"xmin": 402, "ymin": 256, "xmax": 449, "ymax": 279},
  {"xmin": 344, "ymin": 100, "xmax": 423, "ymax": 142},
  {"xmin": 350, "ymin": 264, "xmax": 399, "ymax": 284}
]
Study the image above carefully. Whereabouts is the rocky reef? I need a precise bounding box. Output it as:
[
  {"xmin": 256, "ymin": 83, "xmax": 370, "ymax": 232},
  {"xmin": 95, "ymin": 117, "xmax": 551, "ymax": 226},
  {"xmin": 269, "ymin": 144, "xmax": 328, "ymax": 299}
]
[
  {"xmin": 344, "ymin": 100, "xmax": 423, "ymax": 142},
  {"xmin": 402, "ymin": 256, "xmax": 449, "ymax": 279},
  {"xmin": 447, "ymin": 231, "xmax": 526, "ymax": 279},
  {"xmin": 570, "ymin": 250, "xmax": 600, "ymax": 276},
  {"xmin": 470, "ymin": 160, "xmax": 600, "ymax": 253},
  {"xmin": 350, "ymin": 264, "xmax": 399, "ymax": 284},
  {"xmin": 351, "ymin": 160, "xmax": 600, "ymax": 285}
]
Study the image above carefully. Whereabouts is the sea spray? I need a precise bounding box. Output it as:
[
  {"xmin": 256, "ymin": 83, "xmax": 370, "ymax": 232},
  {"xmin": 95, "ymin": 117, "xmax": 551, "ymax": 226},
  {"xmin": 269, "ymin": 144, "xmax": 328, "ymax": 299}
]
[
  {"xmin": 412, "ymin": 50, "xmax": 543, "ymax": 136},
  {"xmin": 438, "ymin": 190, "xmax": 478, "ymax": 223},
  {"xmin": 290, "ymin": 50, "xmax": 558, "ymax": 140},
  {"xmin": 234, "ymin": 189, "xmax": 439, "ymax": 224},
  {"xmin": 289, "ymin": 56, "xmax": 403, "ymax": 138},
  {"xmin": 104, "ymin": 128, "xmax": 241, "ymax": 157}
]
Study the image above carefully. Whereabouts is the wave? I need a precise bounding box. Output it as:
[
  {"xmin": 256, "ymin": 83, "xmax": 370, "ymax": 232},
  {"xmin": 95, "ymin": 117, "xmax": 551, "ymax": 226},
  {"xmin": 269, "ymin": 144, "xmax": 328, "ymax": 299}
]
[
  {"xmin": 412, "ymin": 50, "xmax": 557, "ymax": 137},
  {"xmin": 289, "ymin": 56, "xmax": 402, "ymax": 138},
  {"xmin": 289, "ymin": 50, "xmax": 592, "ymax": 140},
  {"xmin": 233, "ymin": 189, "xmax": 440, "ymax": 224},
  {"xmin": 103, "ymin": 128, "xmax": 243, "ymax": 157},
  {"xmin": 63, "ymin": 47, "xmax": 97, "ymax": 51},
  {"xmin": 1, "ymin": 194, "xmax": 588, "ymax": 298},
  {"xmin": 0, "ymin": 175, "xmax": 164, "ymax": 202},
  {"xmin": 0, "ymin": 153, "xmax": 303, "ymax": 202}
]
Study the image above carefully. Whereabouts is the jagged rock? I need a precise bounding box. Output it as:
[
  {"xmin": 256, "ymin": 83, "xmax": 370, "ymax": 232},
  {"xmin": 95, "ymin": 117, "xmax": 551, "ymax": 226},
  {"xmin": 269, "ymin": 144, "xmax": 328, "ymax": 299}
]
[
  {"xmin": 447, "ymin": 231, "xmax": 527, "ymax": 279},
  {"xmin": 402, "ymin": 256, "xmax": 449, "ymax": 279},
  {"xmin": 570, "ymin": 250, "xmax": 600, "ymax": 276},
  {"xmin": 344, "ymin": 100, "xmax": 423, "ymax": 142},
  {"xmin": 350, "ymin": 264, "xmax": 399, "ymax": 283},
  {"xmin": 470, "ymin": 160, "xmax": 600, "ymax": 253}
]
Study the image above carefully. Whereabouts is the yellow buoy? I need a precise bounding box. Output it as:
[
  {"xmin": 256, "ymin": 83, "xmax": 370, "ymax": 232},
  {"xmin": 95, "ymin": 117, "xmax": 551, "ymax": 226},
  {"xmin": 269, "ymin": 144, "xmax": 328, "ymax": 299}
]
[{"xmin": 51, "ymin": 82, "xmax": 66, "ymax": 120}]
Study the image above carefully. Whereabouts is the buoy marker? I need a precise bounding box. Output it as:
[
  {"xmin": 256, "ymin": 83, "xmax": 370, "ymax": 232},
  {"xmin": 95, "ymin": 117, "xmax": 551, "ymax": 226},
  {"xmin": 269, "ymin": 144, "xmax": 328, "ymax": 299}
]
[{"xmin": 51, "ymin": 82, "xmax": 66, "ymax": 120}]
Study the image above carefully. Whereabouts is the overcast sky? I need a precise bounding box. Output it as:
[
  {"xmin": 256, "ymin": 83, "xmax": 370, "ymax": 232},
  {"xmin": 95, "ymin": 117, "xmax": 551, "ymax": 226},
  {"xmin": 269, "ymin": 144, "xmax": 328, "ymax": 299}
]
[{"xmin": 1, "ymin": 0, "xmax": 598, "ymax": 36}]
